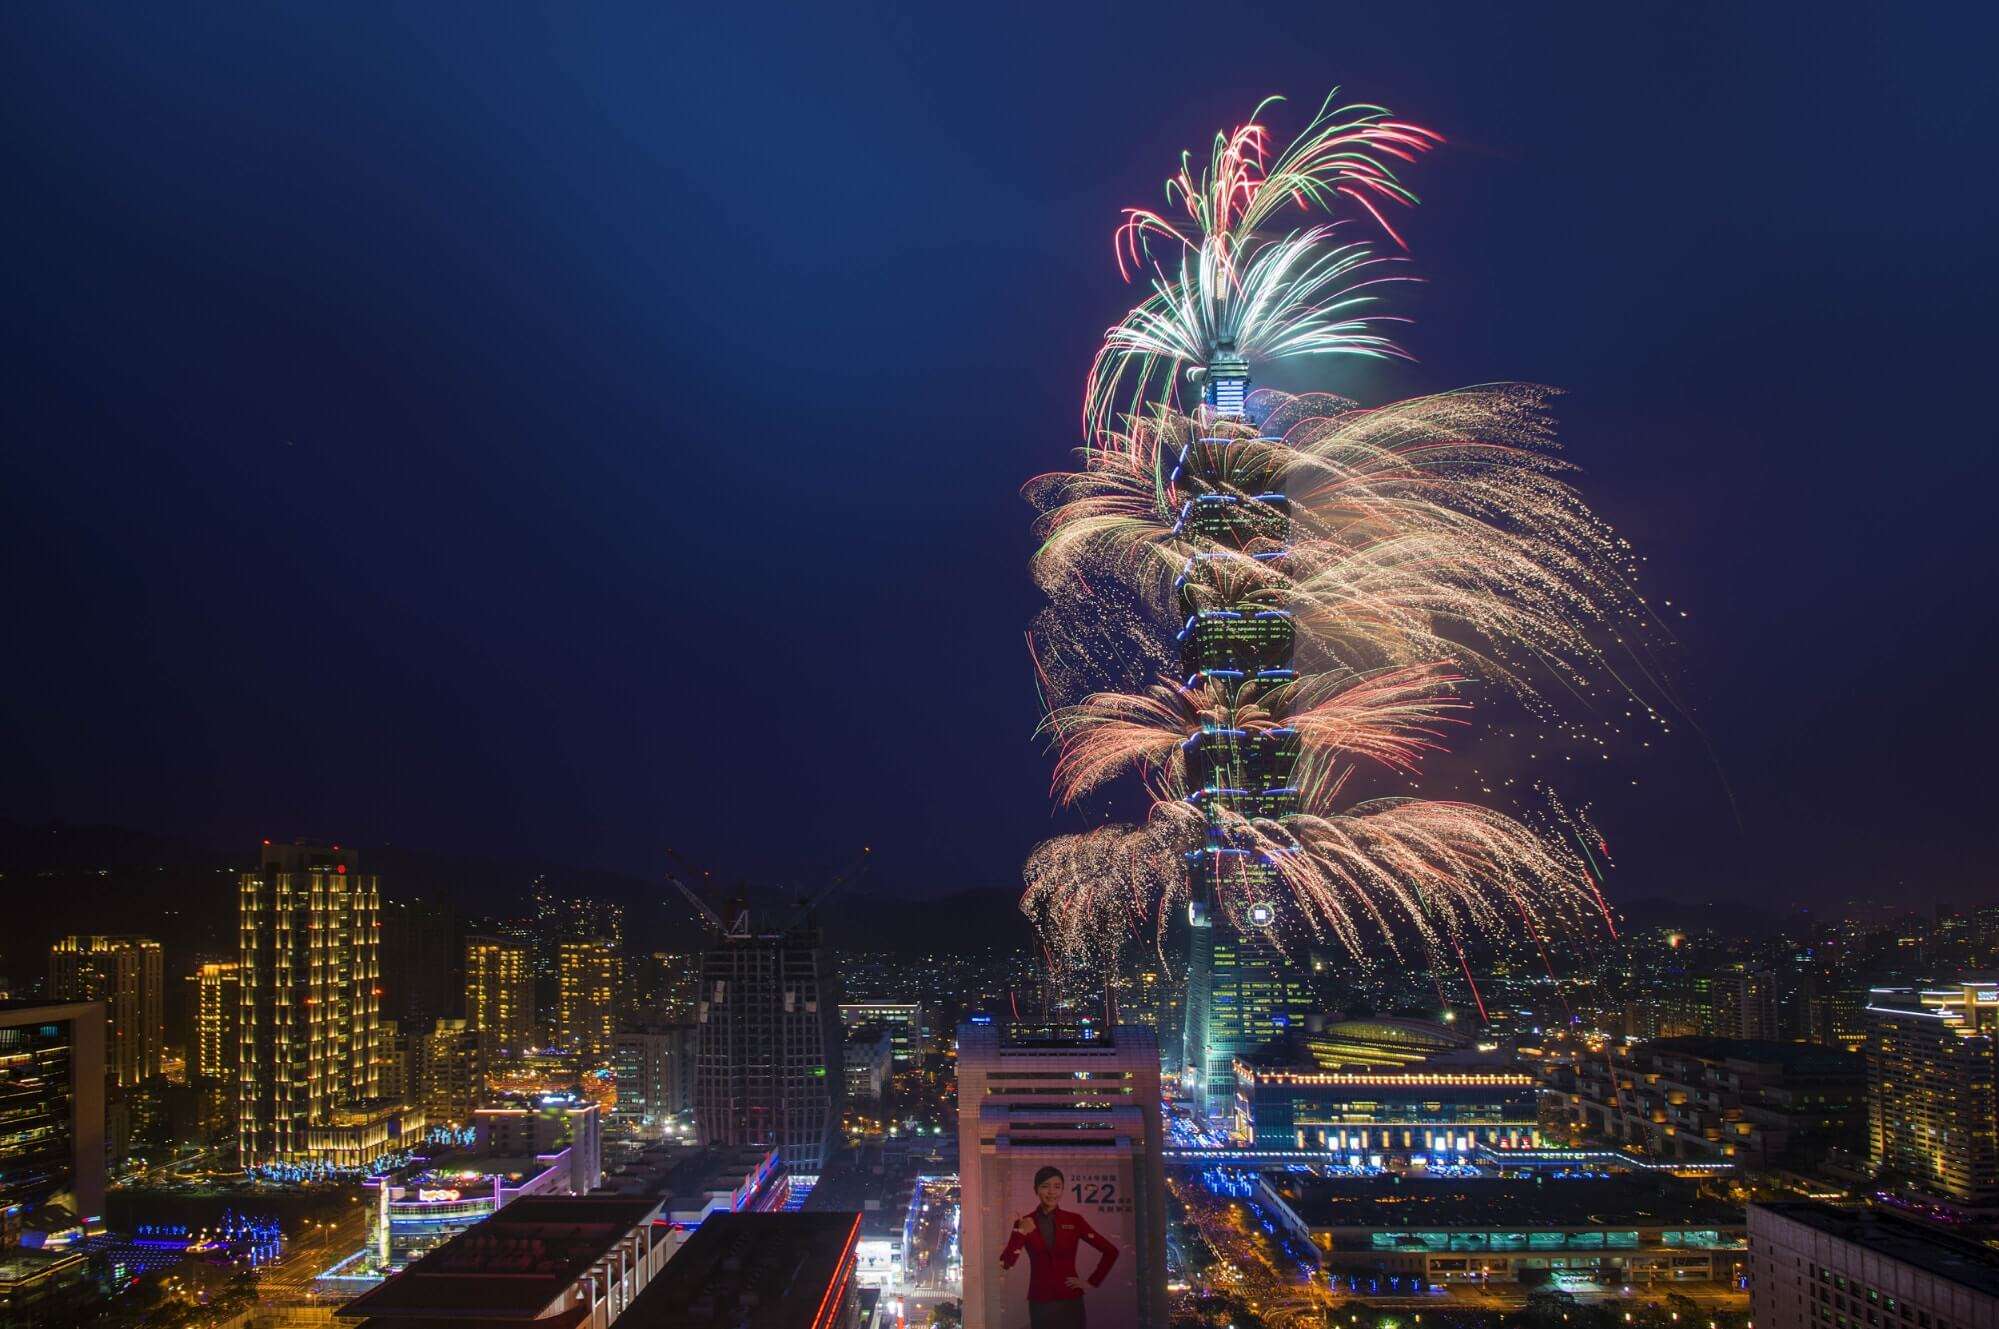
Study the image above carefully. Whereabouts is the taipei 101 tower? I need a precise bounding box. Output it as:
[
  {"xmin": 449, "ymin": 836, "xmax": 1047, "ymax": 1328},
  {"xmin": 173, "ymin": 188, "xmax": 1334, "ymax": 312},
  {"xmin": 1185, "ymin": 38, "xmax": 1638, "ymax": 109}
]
[{"xmin": 1175, "ymin": 348, "xmax": 1312, "ymax": 1122}]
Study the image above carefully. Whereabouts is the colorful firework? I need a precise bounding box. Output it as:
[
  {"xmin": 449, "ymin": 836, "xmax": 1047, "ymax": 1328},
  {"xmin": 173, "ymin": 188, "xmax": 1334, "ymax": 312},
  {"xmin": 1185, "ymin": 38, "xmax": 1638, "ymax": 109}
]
[{"xmin": 1025, "ymin": 92, "xmax": 1654, "ymax": 978}]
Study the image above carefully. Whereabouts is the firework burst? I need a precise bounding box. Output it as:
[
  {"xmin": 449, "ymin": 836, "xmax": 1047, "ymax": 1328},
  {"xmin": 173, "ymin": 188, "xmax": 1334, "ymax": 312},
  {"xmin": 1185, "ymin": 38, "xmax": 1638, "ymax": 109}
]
[{"xmin": 1026, "ymin": 92, "xmax": 1650, "ymax": 982}]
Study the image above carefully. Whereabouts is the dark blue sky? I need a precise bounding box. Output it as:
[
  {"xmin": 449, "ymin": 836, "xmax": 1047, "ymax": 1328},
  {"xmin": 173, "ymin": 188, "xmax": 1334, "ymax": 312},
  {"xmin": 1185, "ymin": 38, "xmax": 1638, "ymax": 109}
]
[{"xmin": 5, "ymin": 3, "xmax": 1995, "ymax": 907}]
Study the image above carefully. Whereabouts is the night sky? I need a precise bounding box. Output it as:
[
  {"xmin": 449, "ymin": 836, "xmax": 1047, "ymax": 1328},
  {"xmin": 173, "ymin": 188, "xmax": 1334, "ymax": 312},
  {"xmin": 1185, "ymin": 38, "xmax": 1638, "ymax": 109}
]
[{"xmin": 5, "ymin": 4, "xmax": 1995, "ymax": 909}]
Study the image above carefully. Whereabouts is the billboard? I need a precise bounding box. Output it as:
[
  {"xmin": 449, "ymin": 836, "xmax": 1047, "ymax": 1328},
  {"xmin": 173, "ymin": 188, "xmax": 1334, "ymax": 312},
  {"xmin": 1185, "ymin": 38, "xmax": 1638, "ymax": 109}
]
[{"xmin": 992, "ymin": 1152, "xmax": 1140, "ymax": 1329}]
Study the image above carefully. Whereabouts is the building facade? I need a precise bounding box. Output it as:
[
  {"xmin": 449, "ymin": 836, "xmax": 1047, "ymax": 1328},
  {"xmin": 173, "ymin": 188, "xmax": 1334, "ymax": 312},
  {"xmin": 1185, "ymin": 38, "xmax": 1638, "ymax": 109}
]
[
  {"xmin": 1175, "ymin": 389, "xmax": 1313, "ymax": 1120},
  {"xmin": 474, "ymin": 1095, "xmax": 603, "ymax": 1194},
  {"xmin": 412, "ymin": 1018, "xmax": 486, "ymax": 1124},
  {"xmin": 693, "ymin": 908, "xmax": 843, "ymax": 1178},
  {"xmin": 464, "ymin": 934, "xmax": 536, "ymax": 1057},
  {"xmin": 0, "ymin": 1001, "xmax": 106, "ymax": 1236},
  {"xmin": 1748, "ymin": 1202, "xmax": 1999, "ymax": 1329},
  {"xmin": 1235, "ymin": 1062, "xmax": 1541, "ymax": 1159},
  {"xmin": 48, "ymin": 935, "xmax": 163, "ymax": 1088},
  {"xmin": 957, "ymin": 1021, "xmax": 1168, "ymax": 1329},
  {"xmin": 237, "ymin": 841, "xmax": 408, "ymax": 1169},
  {"xmin": 611, "ymin": 1024, "xmax": 697, "ymax": 1132},
  {"xmin": 1544, "ymin": 1036, "xmax": 1866, "ymax": 1168},
  {"xmin": 557, "ymin": 939, "xmax": 620, "ymax": 1066},
  {"xmin": 1864, "ymin": 982, "xmax": 1999, "ymax": 1208}
]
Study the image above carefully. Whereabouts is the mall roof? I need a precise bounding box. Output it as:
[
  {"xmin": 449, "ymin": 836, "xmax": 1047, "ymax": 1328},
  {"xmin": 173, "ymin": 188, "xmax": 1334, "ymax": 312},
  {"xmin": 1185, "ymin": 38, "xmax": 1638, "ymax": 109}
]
[
  {"xmin": 337, "ymin": 1195, "xmax": 661, "ymax": 1323},
  {"xmin": 619, "ymin": 1212, "xmax": 859, "ymax": 1328}
]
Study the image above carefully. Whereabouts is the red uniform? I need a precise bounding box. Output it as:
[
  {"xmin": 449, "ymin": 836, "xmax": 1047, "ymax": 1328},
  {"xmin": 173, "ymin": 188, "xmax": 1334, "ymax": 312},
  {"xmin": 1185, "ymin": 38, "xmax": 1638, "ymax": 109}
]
[{"xmin": 998, "ymin": 1205, "xmax": 1119, "ymax": 1303}]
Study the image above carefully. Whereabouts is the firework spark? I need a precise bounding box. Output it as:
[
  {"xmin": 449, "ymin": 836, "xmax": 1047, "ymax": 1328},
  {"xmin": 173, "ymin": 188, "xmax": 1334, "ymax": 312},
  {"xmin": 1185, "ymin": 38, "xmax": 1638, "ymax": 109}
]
[{"xmin": 1025, "ymin": 92, "xmax": 1646, "ymax": 981}]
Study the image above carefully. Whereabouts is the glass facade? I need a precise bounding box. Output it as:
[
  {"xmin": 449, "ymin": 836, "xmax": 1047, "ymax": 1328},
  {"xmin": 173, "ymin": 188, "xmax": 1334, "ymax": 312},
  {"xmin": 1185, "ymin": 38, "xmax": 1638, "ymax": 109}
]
[{"xmin": 1178, "ymin": 416, "xmax": 1311, "ymax": 1121}]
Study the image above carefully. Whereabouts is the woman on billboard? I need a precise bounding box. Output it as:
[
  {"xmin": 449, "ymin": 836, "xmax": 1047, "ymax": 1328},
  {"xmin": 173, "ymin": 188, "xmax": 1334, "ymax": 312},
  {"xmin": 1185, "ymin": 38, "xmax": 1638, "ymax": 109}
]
[{"xmin": 997, "ymin": 1166, "xmax": 1121, "ymax": 1328}]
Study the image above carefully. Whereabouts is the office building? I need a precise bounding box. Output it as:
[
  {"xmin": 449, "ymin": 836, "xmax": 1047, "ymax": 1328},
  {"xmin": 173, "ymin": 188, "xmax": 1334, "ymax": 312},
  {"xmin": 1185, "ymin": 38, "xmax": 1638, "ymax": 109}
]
[
  {"xmin": 694, "ymin": 905, "xmax": 843, "ymax": 1178},
  {"xmin": 1170, "ymin": 383, "xmax": 1315, "ymax": 1119},
  {"xmin": 412, "ymin": 1019, "xmax": 485, "ymax": 1124},
  {"xmin": 1865, "ymin": 982, "xmax": 1999, "ymax": 1208},
  {"xmin": 838, "ymin": 1001, "xmax": 926, "ymax": 1066},
  {"xmin": 0, "ymin": 1001, "xmax": 106, "ymax": 1237},
  {"xmin": 1545, "ymin": 1036, "xmax": 1866, "ymax": 1167},
  {"xmin": 611, "ymin": 1025, "xmax": 696, "ymax": 1132},
  {"xmin": 474, "ymin": 1094, "xmax": 602, "ymax": 1193},
  {"xmin": 463, "ymin": 935, "xmax": 535, "ymax": 1057},
  {"xmin": 1748, "ymin": 1202, "xmax": 1999, "ymax": 1329},
  {"xmin": 1262, "ymin": 1173, "xmax": 1746, "ymax": 1286},
  {"xmin": 337, "ymin": 1195, "xmax": 667, "ymax": 1329},
  {"xmin": 843, "ymin": 1026, "xmax": 893, "ymax": 1107},
  {"xmin": 618, "ymin": 1211, "xmax": 861, "ymax": 1329},
  {"xmin": 558, "ymin": 939, "xmax": 620, "ymax": 1066},
  {"xmin": 238, "ymin": 840, "xmax": 412, "ymax": 1169},
  {"xmin": 957, "ymin": 1021, "xmax": 1168, "ymax": 1329},
  {"xmin": 47, "ymin": 935, "xmax": 163, "ymax": 1088},
  {"xmin": 1235, "ymin": 1062, "xmax": 1541, "ymax": 1159}
]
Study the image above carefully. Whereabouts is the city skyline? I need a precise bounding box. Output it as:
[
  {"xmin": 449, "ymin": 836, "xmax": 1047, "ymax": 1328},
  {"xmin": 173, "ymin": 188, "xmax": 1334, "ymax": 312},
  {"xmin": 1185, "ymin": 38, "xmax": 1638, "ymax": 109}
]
[{"xmin": 6, "ymin": 5, "xmax": 1998, "ymax": 909}]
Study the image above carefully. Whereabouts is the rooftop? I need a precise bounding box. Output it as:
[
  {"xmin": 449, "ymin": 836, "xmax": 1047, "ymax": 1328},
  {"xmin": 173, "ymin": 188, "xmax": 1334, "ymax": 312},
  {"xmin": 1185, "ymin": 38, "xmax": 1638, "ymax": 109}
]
[
  {"xmin": 1643, "ymin": 1037, "xmax": 1863, "ymax": 1075},
  {"xmin": 620, "ymin": 1212, "xmax": 859, "ymax": 1328},
  {"xmin": 1754, "ymin": 1202, "xmax": 1999, "ymax": 1299},
  {"xmin": 1269, "ymin": 1175, "xmax": 1744, "ymax": 1232},
  {"xmin": 337, "ymin": 1195, "xmax": 660, "ymax": 1321}
]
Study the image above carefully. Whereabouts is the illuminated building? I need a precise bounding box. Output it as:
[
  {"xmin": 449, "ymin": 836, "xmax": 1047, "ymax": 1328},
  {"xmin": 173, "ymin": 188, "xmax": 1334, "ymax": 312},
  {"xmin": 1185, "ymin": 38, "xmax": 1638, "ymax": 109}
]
[
  {"xmin": 1301, "ymin": 1016, "xmax": 1472, "ymax": 1069},
  {"xmin": 338, "ymin": 1194, "xmax": 667, "ymax": 1329},
  {"xmin": 557, "ymin": 939, "xmax": 620, "ymax": 1066},
  {"xmin": 190, "ymin": 960, "xmax": 241, "ymax": 1083},
  {"xmin": 474, "ymin": 1094, "xmax": 602, "ymax": 1193},
  {"xmin": 1747, "ymin": 1201, "xmax": 1999, "ymax": 1329},
  {"xmin": 238, "ymin": 840, "xmax": 412, "ymax": 1169},
  {"xmin": 0, "ymin": 1001, "xmax": 106, "ymax": 1236},
  {"xmin": 611, "ymin": 1024, "xmax": 696, "ymax": 1131},
  {"xmin": 370, "ymin": 1158, "xmax": 574, "ymax": 1275},
  {"xmin": 694, "ymin": 905, "xmax": 843, "ymax": 1178},
  {"xmin": 957, "ymin": 1021, "xmax": 1168, "ymax": 1329},
  {"xmin": 1176, "ymin": 379, "xmax": 1312, "ymax": 1120},
  {"xmin": 1545, "ymin": 1036, "xmax": 1865, "ymax": 1168},
  {"xmin": 1234, "ymin": 1063, "xmax": 1542, "ymax": 1160},
  {"xmin": 619, "ymin": 1211, "xmax": 861, "ymax": 1329},
  {"xmin": 1263, "ymin": 1173, "xmax": 1746, "ymax": 1287},
  {"xmin": 836, "ymin": 1001, "xmax": 926, "ymax": 1066},
  {"xmin": 463, "ymin": 934, "xmax": 535, "ymax": 1057},
  {"xmin": 48, "ymin": 935, "xmax": 163, "ymax": 1088},
  {"xmin": 1865, "ymin": 981, "xmax": 1999, "ymax": 1207},
  {"xmin": 411, "ymin": 1018, "xmax": 486, "ymax": 1124}
]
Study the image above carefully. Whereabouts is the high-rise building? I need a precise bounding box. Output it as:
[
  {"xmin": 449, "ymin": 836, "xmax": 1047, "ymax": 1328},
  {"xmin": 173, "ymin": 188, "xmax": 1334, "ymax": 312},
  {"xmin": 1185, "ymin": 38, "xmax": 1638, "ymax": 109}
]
[
  {"xmin": 611, "ymin": 1024, "xmax": 697, "ymax": 1132},
  {"xmin": 190, "ymin": 959, "xmax": 242, "ymax": 1084},
  {"xmin": 1865, "ymin": 981, "xmax": 1999, "ymax": 1207},
  {"xmin": 0, "ymin": 1001, "xmax": 106, "ymax": 1235},
  {"xmin": 412, "ymin": 1018, "xmax": 486, "ymax": 1124},
  {"xmin": 694, "ymin": 904, "xmax": 843, "ymax": 1178},
  {"xmin": 1175, "ymin": 385, "xmax": 1313, "ymax": 1120},
  {"xmin": 238, "ymin": 840, "xmax": 413, "ymax": 1169},
  {"xmin": 464, "ymin": 935, "xmax": 536, "ymax": 1056},
  {"xmin": 957, "ymin": 1021, "xmax": 1168, "ymax": 1329},
  {"xmin": 48, "ymin": 935, "xmax": 163, "ymax": 1088},
  {"xmin": 556, "ymin": 939, "xmax": 619, "ymax": 1065},
  {"xmin": 1748, "ymin": 1201, "xmax": 1999, "ymax": 1329}
]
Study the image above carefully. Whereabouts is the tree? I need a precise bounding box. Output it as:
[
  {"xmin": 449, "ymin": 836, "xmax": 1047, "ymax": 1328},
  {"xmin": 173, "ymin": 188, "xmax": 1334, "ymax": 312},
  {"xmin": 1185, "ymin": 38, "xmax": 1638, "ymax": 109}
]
[{"xmin": 928, "ymin": 1300, "xmax": 963, "ymax": 1328}]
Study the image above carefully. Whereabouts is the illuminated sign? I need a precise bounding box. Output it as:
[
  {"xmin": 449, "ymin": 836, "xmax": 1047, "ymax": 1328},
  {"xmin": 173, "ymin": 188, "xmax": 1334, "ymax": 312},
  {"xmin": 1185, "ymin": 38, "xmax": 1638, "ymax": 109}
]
[
  {"xmin": 1246, "ymin": 902, "xmax": 1275, "ymax": 928},
  {"xmin": 415, "ymin": 1189, "xmax": 462, "ymax": 1203}
]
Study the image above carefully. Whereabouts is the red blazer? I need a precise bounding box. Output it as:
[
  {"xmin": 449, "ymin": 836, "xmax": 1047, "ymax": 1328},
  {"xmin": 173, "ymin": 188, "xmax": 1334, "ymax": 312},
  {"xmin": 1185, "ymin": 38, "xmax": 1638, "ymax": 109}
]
[{"xmin": 998, "ymin": 1206, "xmax": 1119, "ymax": 1303}]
